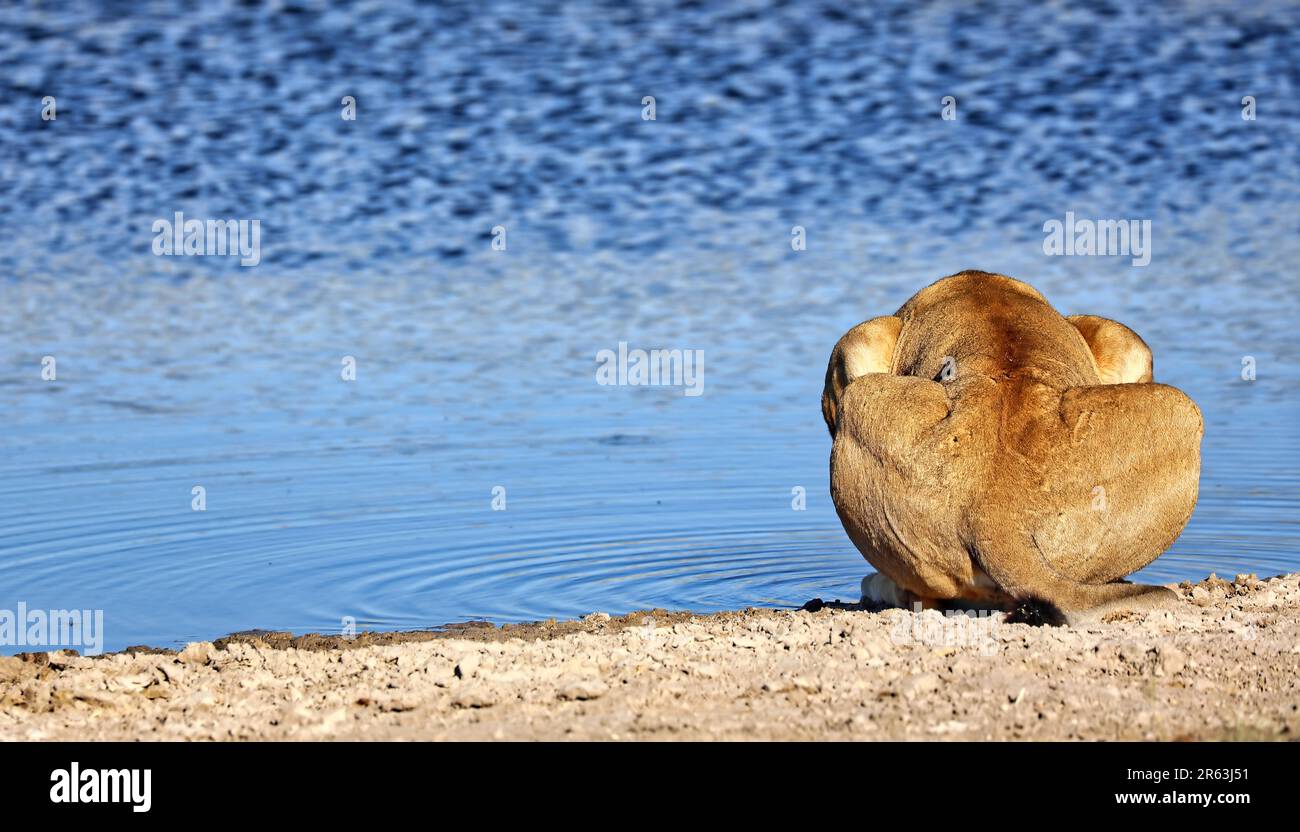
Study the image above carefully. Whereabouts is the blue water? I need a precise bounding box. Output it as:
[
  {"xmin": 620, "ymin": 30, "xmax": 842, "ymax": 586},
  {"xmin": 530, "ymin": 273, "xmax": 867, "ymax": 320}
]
[{"xmin": 2, "ymin": 0, "xmax": 1298, "ymax": 652}]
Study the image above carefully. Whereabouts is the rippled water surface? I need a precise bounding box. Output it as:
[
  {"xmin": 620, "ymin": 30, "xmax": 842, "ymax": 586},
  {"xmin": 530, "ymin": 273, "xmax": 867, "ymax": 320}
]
[{"xmin": 2, "ymin": 1, "xmax": 1299, "ymax": 651}]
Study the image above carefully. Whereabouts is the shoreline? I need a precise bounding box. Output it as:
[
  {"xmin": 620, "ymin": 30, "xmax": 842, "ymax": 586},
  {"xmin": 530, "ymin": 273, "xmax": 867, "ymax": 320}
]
[{"xmin": 2, "ymin": 572, "xmax": 1297, "ymax": 740}]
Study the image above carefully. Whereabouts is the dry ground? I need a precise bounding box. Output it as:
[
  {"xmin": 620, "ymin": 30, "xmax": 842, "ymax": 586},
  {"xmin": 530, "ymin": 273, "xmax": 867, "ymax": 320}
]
[{"xmin": 2, "ymin": 573, "xmax": 1297, "ymax": 740}]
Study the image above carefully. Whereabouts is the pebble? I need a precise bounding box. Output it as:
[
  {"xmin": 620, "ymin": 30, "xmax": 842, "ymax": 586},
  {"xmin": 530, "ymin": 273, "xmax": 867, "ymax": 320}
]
[
  {"xmin": 557, "ymin": 681, "xmax": 607, "ymax": 701},
  {"xmin": 1156, "ymin": 644, "xmax": 1186, "ymax": 675},
  {"xmin": 450, "ymin": 686, "xmax": 496, "ymax": 708},
  {"xmin": 0, "ymin": 656, "xmax": 27, "ymax": 682},
  {"xmin": 901, "ymin": 672, "xmax": 941, "ymax": 698},
  {"xmin": 179, "ymin": 642, "xmax": 215, "ymax": 665},
  {"xmin": 791, "ymin": 676, "xmax": 822, "ymax": 694},
  {"xmin": 454, "ymin": 653, "xmax": 481, "ymax": 679}
]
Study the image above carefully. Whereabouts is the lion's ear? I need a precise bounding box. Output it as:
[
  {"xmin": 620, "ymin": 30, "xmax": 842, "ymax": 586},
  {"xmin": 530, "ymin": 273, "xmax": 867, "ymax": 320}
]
[
  {"xmin": 822, "ymin": 316, "xmax": 902, "ymax": 436},
  {"xmin": 1067, "ymin": 314, "xmax": 1153, "ymax": 384}
]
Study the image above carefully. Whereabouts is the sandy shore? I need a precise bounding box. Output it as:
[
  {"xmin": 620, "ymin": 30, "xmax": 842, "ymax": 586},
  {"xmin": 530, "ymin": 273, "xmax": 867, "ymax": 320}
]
[{"xmin": 2, "ymin": 573, "xmax": 1297, "ymax": 740}]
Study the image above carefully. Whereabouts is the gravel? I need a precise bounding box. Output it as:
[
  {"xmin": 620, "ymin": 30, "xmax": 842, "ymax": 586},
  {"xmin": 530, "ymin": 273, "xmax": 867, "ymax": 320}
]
[{"xmin": 1, "ymin": 573, "xmax": 1296, "ymax": 740}]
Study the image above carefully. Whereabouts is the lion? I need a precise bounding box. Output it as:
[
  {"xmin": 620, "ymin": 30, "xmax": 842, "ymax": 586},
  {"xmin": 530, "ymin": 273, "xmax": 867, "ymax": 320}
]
[{"xmin": 821, "ymin": 271, "xmax": 1203, "ymax": 625}]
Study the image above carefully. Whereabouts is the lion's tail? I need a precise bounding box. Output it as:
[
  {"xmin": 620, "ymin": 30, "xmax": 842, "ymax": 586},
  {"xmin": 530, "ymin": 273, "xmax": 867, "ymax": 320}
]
[{"xmin": 972, "ymin": 533, "xmax": 1175, "ymax": 626}]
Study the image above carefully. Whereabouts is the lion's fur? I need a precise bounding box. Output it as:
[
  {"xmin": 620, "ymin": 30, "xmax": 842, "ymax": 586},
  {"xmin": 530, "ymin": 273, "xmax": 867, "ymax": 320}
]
[{"xmin": 823, "ymin": 271, "xmax": 1203, "ymax": 625}]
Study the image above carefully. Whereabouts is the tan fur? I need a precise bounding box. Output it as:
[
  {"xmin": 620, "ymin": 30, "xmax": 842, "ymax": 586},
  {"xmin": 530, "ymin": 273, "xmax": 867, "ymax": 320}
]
[{"xmin": 823, "ymin": 271, "xmax": 1203, "ymax": 625}]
